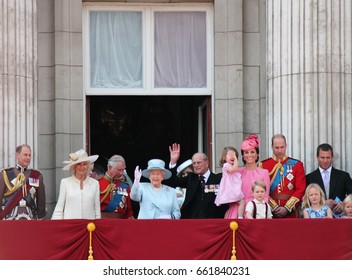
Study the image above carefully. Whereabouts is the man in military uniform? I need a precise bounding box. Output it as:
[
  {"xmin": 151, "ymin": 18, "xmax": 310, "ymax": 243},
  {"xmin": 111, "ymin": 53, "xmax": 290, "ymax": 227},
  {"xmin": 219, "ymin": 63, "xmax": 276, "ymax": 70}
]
[
  {"xmin": 259, "ymin": 134, "xmax": 306, "ymax": 218},
  {"xmin": 99, "ymin": 155, "xmax": 134, "ymax": 219},
  {"xmin": 0, "ymin": 144, "xmax": 46, "ymax": 220}
]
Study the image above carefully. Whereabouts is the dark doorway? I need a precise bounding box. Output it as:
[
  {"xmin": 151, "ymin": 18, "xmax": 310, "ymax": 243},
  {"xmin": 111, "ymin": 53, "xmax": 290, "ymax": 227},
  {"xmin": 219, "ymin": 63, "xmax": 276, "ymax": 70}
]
[{"xmin": 88, "ymin": 96, "xmax": 209, "ymax": 179}]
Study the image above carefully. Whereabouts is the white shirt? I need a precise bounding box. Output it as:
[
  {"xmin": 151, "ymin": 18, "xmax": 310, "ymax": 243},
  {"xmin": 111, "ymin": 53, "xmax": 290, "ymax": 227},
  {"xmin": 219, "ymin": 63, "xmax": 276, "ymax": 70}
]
[
  {"xmin": 245, "ymin": 198, "xmax": 273, "ymax": 219},
  {"xmin": 319, "ymin": 166, "xmax": 332, "ymax": 197}
]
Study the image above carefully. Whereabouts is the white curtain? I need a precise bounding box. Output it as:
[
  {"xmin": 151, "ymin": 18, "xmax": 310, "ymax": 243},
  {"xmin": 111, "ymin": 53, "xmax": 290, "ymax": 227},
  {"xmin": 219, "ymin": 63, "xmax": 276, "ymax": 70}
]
[
  {"xmin": 90, "ymin": 11, "xmax": 142, "ymax": 88},
  {"xmin": 89, "ymin": 11, "xmax": 207, "ymax": 89},
  {"xmin": 154, "ymin": 12, "xmax": 207, "ymax": 88}
]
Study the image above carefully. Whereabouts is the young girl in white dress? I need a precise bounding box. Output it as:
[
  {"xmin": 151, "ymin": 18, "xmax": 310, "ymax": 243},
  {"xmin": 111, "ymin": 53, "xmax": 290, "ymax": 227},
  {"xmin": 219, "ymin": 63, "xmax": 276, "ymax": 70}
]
[{"xmin": 215, "ymin": 147, "xmax": 244, "ymax": 218}]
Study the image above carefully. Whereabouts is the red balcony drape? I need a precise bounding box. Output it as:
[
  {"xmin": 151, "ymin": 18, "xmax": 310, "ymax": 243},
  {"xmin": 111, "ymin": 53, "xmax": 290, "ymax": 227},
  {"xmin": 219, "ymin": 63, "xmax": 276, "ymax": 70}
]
[{"xmin": 0, "ymin": 219, "xmax": 351, "ymax": 260}]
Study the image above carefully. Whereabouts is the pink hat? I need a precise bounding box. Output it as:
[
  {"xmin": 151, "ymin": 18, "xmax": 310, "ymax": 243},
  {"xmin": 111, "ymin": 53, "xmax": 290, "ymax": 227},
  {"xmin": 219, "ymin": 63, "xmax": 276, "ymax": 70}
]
[{"xmin": 241, "ymin": 134, "xmax": 260, "ymax": 151}]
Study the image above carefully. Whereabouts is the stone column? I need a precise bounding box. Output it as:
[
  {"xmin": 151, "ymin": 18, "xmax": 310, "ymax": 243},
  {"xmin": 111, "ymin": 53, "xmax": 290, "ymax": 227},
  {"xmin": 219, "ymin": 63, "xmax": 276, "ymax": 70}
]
[
  {"xmin": 214, "ymin": 0, "xmax": 244, "ymax": 171},
  {"xmin": 267, "ymin": 0, "xmax": 352, "ymax": 172},
  {"xmin": 0, "ymin": 0, "xmax": 37, "ymax": 168}
]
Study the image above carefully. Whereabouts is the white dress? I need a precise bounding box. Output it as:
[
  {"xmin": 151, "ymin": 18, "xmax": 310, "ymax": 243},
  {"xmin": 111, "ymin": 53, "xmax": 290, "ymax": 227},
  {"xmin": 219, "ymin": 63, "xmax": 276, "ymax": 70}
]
[{"xmin": 52, "ymin": 175, "xmax": 101, "ymax": 219}]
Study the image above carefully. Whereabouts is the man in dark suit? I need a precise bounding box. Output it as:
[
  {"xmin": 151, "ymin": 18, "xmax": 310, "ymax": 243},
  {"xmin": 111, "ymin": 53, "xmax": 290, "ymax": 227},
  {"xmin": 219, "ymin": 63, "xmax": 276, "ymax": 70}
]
[
  {"xmin": 168, "ymin": 143, "xmax": 228, "ymax": 218},
  {"xmin": 306, "ymin": 143, "xmax": 352, "ymax": 215}
]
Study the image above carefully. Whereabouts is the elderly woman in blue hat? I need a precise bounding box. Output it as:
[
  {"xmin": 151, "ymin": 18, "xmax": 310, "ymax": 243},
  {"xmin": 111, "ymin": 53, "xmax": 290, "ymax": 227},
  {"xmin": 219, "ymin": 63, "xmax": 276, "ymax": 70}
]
[{"xmin": 131, "ymin": 159, "xmax": 181, "ymax": 219}]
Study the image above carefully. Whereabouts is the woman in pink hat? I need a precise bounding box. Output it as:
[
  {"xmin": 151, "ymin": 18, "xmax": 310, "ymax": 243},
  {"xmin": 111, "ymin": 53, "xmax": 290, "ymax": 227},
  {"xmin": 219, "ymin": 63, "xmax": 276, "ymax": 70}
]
[{"xmin": 225, "ymin": 134, "xmax": 270, "ymax": 218}]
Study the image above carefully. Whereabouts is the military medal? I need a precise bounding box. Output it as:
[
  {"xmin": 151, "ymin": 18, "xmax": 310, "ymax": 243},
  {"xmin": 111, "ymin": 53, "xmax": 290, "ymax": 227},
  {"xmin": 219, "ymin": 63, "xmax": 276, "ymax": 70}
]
[
  {"xmin": 29, "ymin": 177, "xmax": 39, "ymax": 187},
  {"xmin": 286, "ymin": 163, "xmax": 293, "ymax": 173},
  {"xmin": 286, "ymin": 173, "xmax": 294, "ymax": 181},
  {"xmin": 29, "ymin": 187, "xmax": 36, "ymax": 196},
  {"xmin": 19, "ymin": 199, "xmax": 26, "ymax": 207},
  {"xmin": 287, "ymin": 182, "xmax": 293, "ymax": 190},
  {"xmin": 204, "ymin": 184, "xmax": 219, "ymax": 193}
]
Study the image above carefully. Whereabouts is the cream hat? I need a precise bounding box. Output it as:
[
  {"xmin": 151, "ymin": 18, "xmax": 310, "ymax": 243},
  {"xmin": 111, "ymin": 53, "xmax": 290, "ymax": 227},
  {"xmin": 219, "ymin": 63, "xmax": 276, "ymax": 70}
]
[
  {"xmin": 142, "ymin": 159, "xmax": 172, "ymax": 180},
  {"xmin": 62, "ymin": 149, "xmax": 98, "ymax": 171},
  {"xmin": 176, "ymin": 159, "xmax": 193, "ymax": 177}
]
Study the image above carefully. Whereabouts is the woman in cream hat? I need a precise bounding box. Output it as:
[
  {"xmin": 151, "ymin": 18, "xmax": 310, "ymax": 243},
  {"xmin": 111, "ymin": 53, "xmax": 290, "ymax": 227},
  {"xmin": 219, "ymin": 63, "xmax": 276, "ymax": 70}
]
[
  {"xmin": 52, "ymin": 149, "xmax": 101, "ymax": 219},
  {"xmin": 130, "ymin": 159, "xmax": 181, "ymax": 219}
]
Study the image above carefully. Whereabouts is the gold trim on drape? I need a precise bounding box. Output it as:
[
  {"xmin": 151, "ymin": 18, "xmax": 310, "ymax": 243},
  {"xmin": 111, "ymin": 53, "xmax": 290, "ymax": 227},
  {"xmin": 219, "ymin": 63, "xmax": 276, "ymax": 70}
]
[
  {"xmin": 229, "ymin": 221, "xmax": 238, "ymax": 260},
  {"xmin": 87, "ymin": 222, "xmax": 96, "ymax": 260}
]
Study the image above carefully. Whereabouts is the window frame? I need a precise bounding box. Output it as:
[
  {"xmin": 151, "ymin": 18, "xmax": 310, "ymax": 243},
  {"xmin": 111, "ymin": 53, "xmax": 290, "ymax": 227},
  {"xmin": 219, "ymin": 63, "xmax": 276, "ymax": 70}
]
[{"xmin": 82, "ymin": 3, "xmax": 214, "ymax": 96}]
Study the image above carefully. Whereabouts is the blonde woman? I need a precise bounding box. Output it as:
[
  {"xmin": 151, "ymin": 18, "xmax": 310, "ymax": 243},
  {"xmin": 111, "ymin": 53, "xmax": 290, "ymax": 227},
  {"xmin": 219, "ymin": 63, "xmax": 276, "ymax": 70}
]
[{"xmin": 52, "ymin": 149, "xmax": 101, "ymax": 219}]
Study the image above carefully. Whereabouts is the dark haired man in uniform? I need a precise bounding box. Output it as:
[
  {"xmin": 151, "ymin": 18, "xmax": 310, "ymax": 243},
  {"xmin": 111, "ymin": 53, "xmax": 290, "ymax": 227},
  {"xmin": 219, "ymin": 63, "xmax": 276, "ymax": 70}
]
[
  {"xmin": 259, "ymin": 134, "xmax": 306, "ymax": 218},
  {"xmin": 0, "ymin": 144, "xmax": 46, "ymax": 220}
]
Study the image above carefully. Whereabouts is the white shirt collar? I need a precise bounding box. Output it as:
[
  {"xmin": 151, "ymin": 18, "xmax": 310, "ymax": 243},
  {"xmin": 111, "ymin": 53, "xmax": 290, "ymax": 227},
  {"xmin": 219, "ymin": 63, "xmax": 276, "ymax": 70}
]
[
  {"xmin": 72, "ymin": 175, "xmax": 90, "ymax": 184},
  {"xmin": 319, "ymin": 165, "xmax": 332, "ymax": 175},
  {"xmin": 253, "ymin": 198, "xmax": 265, "ymax": 204},
  {"xmin": 201, "ymin": 169, "xmax": 211, "ymax": 182}
]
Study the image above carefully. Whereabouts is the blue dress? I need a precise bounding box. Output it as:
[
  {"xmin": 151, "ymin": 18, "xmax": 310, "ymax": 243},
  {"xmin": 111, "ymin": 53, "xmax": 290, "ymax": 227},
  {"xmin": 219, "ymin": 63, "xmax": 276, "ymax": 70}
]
[
  {"xmin": 130, "ymin": 182, "xmax": 181, "ymax": 219},
  {"xmin": 305, "ymin": 205, "xmax": 329, "ymax": 218}
]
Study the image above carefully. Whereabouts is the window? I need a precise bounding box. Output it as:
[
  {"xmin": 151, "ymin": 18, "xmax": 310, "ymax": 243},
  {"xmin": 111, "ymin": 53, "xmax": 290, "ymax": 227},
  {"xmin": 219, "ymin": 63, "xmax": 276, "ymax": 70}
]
[
  {"xmin": 83, "ymin": 4, "xmax": 213, "ymax": 95},
  {"xmin": 89, "ymin": 11, "xmax": 143, "ymax": 89}
]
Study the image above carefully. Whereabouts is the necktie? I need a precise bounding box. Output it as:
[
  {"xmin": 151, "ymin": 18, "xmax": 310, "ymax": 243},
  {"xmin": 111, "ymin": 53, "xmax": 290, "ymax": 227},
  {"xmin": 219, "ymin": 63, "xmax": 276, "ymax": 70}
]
[
  {"xmin": 323, "ymin": 170, "xmax": 330, "ymax": 199},
  {"xmin": 199, "ymin": 175, "xmax": 205, "ymax": 188}
]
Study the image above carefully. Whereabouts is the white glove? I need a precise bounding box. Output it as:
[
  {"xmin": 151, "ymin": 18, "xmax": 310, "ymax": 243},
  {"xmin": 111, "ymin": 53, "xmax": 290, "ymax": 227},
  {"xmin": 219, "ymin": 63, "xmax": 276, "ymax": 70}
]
[{"xmin": 134, "ymin": 166, "xmax": 142, "ymax": 185}]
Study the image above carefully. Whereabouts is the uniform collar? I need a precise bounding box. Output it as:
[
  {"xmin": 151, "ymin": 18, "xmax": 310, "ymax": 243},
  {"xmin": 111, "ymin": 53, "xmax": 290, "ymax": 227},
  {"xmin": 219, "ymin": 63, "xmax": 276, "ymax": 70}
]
[
  {"xmin": 272, "ymin": 155, "xmax": 287, "ymax": 162},
  {"xmin": 104, "ymin": 172, "xmax": 114, "ymax": 183},
  {"xmin": 16, "ymin": 164, "xmax": 27, "ymax": 173}
]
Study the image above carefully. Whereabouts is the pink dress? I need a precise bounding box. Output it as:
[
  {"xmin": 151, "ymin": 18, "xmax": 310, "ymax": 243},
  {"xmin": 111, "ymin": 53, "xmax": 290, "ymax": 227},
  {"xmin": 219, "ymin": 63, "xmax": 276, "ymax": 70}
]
[
  {"xmin": 225, "ymin": 167, "xmax": 270, "ymax": 218},
  {"xmin": 215, "ymin": 163, "xmax": 243, "ymax": 206}
]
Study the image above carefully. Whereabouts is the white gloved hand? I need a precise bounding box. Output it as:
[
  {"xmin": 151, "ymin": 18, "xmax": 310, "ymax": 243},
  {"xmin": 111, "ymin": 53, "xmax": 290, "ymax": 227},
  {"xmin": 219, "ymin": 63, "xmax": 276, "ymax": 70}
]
[{"xmin": 134, "ymin": 166, "xmax": 142, "ymax": 185}]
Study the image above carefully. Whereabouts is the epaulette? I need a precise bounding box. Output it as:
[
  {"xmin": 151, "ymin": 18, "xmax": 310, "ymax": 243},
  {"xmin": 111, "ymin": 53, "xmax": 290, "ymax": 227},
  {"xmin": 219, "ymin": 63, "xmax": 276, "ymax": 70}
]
[
  {"xmin": 287, "ymin": 157, "xmax": 301, "ymax": 163},
  {"xmin": 2, "ymin": 167, "xmax": 15, "ymax": 172}
]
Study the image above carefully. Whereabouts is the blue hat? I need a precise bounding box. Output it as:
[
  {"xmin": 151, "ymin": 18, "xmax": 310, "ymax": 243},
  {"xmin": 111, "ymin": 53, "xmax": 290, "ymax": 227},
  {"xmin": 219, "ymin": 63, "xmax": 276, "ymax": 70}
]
[{"xmin": 142, "ymin": 159, "xmax": 172, "ymax": 180}]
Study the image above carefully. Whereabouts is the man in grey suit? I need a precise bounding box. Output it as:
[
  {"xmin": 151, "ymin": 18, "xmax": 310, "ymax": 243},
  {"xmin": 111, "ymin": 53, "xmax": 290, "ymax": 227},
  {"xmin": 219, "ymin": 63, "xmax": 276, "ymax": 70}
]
[{"xmin": 306, "ymin": 143, "xmax": 352, "ymax": 216}]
